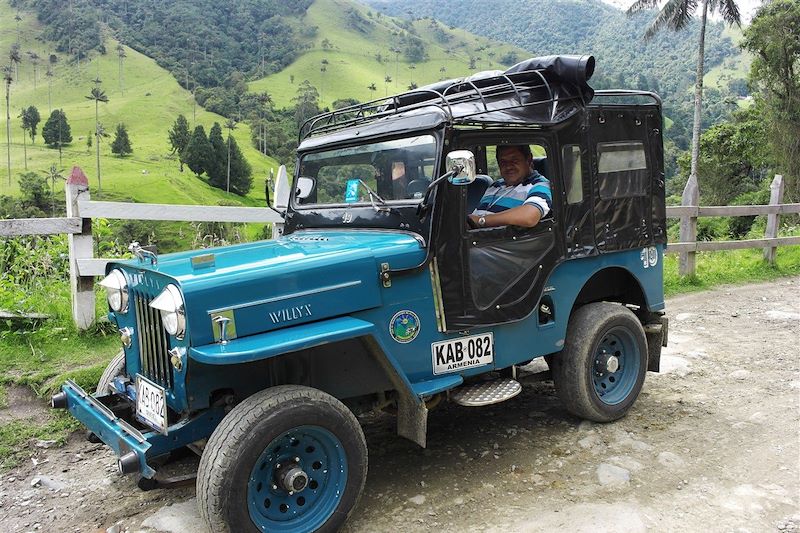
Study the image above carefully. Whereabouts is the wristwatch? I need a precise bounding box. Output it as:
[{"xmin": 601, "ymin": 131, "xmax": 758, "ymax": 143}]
[{"xmin": 478, "ymin": 216, "xmax": 486, "ymax": 227}]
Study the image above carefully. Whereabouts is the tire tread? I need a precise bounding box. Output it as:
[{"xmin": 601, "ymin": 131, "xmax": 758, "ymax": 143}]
[{"xmin": 197, "ymin": 385, "xmax": 367, "ymax": 533}]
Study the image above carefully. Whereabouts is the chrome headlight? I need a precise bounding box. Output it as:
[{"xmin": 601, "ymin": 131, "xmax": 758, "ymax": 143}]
[
  {"xmin": 150, "ymin": 284, "xmax": 186, "ymax": 339},
  {"xmin": 99, "ymin": 269, "xmax": 129, "ymax": 313}
]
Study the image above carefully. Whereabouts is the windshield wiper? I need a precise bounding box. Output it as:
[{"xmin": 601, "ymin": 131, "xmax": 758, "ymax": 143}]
[{"xmin": 357, "ymin": 179, "xmax": 390, "ymax": 212}]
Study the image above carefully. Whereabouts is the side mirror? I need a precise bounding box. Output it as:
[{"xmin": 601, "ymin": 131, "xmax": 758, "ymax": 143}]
[
  {"xmin": 274, "ymin": 165, "xmax": 290, "ymax": 210},
  {"xmin": 296, "ymin": 176, "xmax": 315, "ymax": 200},
  {"xmin": 446, "ymin": 150, "xmax": 476, "ymax": 185}
]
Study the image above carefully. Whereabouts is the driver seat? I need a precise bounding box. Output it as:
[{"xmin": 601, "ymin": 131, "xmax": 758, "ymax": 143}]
[{"xmin": 467, "ymin": 174, "xmax": 493, "ymax": 212}]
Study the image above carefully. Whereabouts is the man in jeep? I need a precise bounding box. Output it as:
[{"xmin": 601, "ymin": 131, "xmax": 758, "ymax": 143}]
[{"xmin": 468, "ymin": 144, "xmax": 552, "ymax": 228}]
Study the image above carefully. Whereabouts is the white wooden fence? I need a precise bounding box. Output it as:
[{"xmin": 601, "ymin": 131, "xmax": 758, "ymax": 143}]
[
  {"xmin": 670, "ymin": 175, "xmax": 800, "ymax": 276},
  {"xmin": 0, "ymin": 172, "xmax": 282, "ymax": 329},
  {"xmin": 0, "ymin": 173, "xmax": 798, "ymax": 330}
]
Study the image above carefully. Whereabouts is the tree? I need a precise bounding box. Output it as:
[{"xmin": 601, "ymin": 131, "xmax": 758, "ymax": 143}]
[
  {"xmin": 224, "ymin": 118, "xmax": 237, "ymax": 193},
  {"xmin": 45, "ymin": 67, "xmax": 54, "ymax": 111},
  {"xmin": 384, "ymin": 75, "xmax": 392, "ymax": 96},
  {"xmin": 116, "ymin": 44, "xmax": 127, "ymax": 95},
  {"xmin": 9, "ymin": 44, "xmax": 20, "ymax": 82},
  {"xmin": 111, "ymin": 123, "xmax": 133, "ymax": 156},
  {"xmin": 85, "ymin": 85, "xmax": 109, "ymax": 196},
  {"xmin": 367, "ymin": 83, "xmax": 377, "ymax": 98},
  {"xmin": 46, "ymin": 164, "xmax": 63, "ymax": 216},
  {"xmin": 22, "ymin": 105, "xmax": 40, "ymax": 144},
  {"xmin": 225, "ymin": 134, "xmax": 253, "ymax": 196},
  {"xmin": 741, "ymin": 0, "xmax": 800, "ymax": 200},
  {"xmin": 168, "ymin": 114, "xmax": 191, "ymax": 171},
  {"xmin": 677, "ymin": 107, "xmax": 769, "ymax": 205},
  {"xmin": 628, "ymin": 0, "xmax": 741, "ymax": 193},
  {"xmin": 182, "ymin": 125, "xmax": 212, "ymax": 176},
  {"xmin": 3, "ymin": 65, "xmax": 12, "ymax": 186},
  {"xmin": 17, "ymin": 109, "xmax": 28, "ymax": 170},
  {"xmin": 27, "ymin": 51, "xmax": 40, "ymax": 89},
  {"xmin": 18, "ymin": 171, "xmax": 51, "ymax": 213},
  {"xmin": 207, "ymin": 122, "xmax": 227, "ymax": 188},
  {"xmin": 42, "ymin": 109, "xmax": 72, "ymax": 148},
  {"xmin": 292, "ymin": 80, "xmax": 320, "ymax": 128}
]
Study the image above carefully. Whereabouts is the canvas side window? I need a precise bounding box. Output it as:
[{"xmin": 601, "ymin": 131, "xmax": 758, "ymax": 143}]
[
  {"xmin": 562, "ymin": 145, "xmax": 583, "ymax": 204},
  {"xmin": 597, "ymin": 141, "xmax": 648, "ymax": 199}
]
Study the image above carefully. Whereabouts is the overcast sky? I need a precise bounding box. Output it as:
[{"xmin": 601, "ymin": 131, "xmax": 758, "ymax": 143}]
[{"xmin": 601, "ymin": 0, "xmax": 763, "ymax": 22}]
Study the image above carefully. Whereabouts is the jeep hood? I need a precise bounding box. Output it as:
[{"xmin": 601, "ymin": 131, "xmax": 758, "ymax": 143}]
[{"xmin": 113, "ymin": 230, "xmax": 426, "ymax": 346}]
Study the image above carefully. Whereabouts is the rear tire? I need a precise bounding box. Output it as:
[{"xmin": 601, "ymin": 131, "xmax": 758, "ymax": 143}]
[
  {"xmin": 95, "ymin": 350, "xmax": 125, "ymax": 395},
  {"xmin": 552, "ymin": 302, "xmax": 647, "ymax": 422},
  {"xmin": 197, "ymin": 385, "xmax": 367, "ymax": 533}
]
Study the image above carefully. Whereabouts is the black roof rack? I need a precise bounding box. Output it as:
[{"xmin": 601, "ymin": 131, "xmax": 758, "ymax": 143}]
[
  {"xmin": 591, "ymin": 90, "xmax": 662, "ymax": 106},
  {"xmin": 299, "ymin": 55, "xmax": 597, "ymax": 142}
]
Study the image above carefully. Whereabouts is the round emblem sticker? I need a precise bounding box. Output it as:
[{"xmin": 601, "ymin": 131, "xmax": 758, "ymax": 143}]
[
  {"xmin": 389, "ymin": 310, "xmax": 420, "ymax": 344},
  {"xmin": 648, "ymin": 246, "xmax": 658, "ymax": 267}
]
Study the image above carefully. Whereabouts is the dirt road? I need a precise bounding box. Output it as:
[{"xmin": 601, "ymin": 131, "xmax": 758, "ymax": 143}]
[{"xmin": 1, "ymin": 278, "xmax": 798, "ymax": 533}]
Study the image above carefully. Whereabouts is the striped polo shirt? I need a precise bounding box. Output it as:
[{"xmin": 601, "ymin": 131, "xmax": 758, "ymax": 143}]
[{"xmin": 473, "ymin": 171, "xmax": 552, "ymax": 218}]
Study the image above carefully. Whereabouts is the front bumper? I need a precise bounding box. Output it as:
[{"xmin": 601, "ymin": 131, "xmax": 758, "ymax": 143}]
[{"xmin": 52, "ymin": 380, "xmax": 222, "ymax": 478}]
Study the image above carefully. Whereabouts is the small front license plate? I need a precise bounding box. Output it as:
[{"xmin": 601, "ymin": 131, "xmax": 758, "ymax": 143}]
[
  {"xmin": 431, "ymin": 333, "xmax": 494, "ymax": 375},
  {"xmin": 135, "ymin": 375, "xmax": 167, "ymax": 434}
]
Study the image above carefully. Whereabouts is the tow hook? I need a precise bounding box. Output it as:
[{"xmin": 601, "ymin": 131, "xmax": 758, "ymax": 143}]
[{"xmin": 51, "ymin": 391, "xmax": 67, "ymax": 409}]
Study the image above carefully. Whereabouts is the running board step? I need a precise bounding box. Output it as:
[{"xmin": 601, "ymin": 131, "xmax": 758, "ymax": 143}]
[{"xmin": 450, "ymin": 378, "xmax": 522, "ymax": 407}]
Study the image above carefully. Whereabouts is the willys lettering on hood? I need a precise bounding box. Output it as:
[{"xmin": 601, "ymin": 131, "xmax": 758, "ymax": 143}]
[{"xmin": 116, "ymin": 231, "xmax": 425, "ymax": 346}]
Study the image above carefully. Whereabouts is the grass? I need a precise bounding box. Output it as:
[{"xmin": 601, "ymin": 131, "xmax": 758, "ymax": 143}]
[
  {"xmin": 0, "ymin": 415, "xmax": 79, "ymax": 469},
  {"xmin": 249, "ymin": 0, "xmax": 528, "ymax": 109},
  {"xmin": 0, "ymin": 0, "xmax": 279, "ymax": 207},
  {"xmin": 664, "ymin": 244, "xmax": 800, "ymax": 297}
]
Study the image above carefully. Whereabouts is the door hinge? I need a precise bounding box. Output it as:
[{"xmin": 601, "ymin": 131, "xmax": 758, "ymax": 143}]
[{"xmin": 380, "ymin": 263, "xmax": 391, "ymax": 288}]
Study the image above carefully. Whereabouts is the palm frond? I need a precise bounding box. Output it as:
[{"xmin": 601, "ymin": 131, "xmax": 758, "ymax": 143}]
[
  {"xmin": 711, "ymin": 0, "xmax": 742, "ymax": 26},
  {"xmin": 627, "ymin": 0, "xmax": 659, "ymax": 15},
  {"xmin": 644, "ymin": 0, "xmax": 699, "ymax": 39}
]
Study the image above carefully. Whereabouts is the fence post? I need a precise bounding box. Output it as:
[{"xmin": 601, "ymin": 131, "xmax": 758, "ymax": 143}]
[
  {"xmin": 679, "ymin": 175, "xmax": 699, "ymax": 277},
  {"xmin": 763, "ymin": 174, "xmax": 784, "ymax": 264},
  {"xmin": 65, "ymin": 168, "xmax": 95, "ymax": 331}
]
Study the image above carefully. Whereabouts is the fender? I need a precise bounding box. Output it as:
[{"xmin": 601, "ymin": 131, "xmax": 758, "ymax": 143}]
[{"xmin": 189, "ymin": 316, "xmax": 429, "ymax": 446}]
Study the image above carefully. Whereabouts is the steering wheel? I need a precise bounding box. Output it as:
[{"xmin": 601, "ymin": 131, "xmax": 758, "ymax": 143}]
[{"xmin": 405, "ymin": 179, "xmax": 430, "ymax": 199}]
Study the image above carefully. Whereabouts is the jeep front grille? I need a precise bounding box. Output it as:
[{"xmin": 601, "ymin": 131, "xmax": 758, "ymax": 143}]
[{"xmin": 132, "ymin": 290, "xmax": 173, "ymax": 389}]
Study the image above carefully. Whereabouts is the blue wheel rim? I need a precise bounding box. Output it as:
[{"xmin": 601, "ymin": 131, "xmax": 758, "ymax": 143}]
[
  {"xmin": 592, "ymin": 327, "xmax": 641, "ymax": 405},
  {"xmin": 247, "ymin": 426, "xmax": 347, "ymax": 532}
]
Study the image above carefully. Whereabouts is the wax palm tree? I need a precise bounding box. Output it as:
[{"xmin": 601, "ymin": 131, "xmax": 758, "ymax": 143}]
[
  {"xmin": 85, "ymin": 86, "xmax": 109, "ymax": 196},
  {"xmin": 3, "ymin": 65, "xmax": 12, "ymax": 186},
  {"xmin": 627, "ymin": 0, "xmax": 741, "ymax": 187},
  {"xmin": 27, "ymin": 52, "xmax": 40, "ymax": 89},
  {"xmin": 10, "ymin": 44, "xmax": 21, "ymax": 81},
  {"xmin": 224, "ymin": 118, "xmax": 237, "ymax": 193},
  {"xmin": 116, "ymin": 44, "xmax": 126, "ymax": 95},
  {"xmin": 18, "ymin": 108, "xmax": 28, "ymax": 170},
  {"xmin": 45, "ymin": 67, "xmax": 53, "ymax": 111},
  {"xmin": 46, "ymin": 164, "xmax": 63, "ymax": 216}
]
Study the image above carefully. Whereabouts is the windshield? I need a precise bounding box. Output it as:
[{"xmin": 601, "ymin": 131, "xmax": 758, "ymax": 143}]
[{"xmin": 294, "ymin": 135, "xmax": 438, "ymax": 207}]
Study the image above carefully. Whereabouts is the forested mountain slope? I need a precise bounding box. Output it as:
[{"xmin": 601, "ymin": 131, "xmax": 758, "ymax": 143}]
[
  {"xmin": 0, "ymin": 0, "xmax": 278, "ymax": 206},
  {"xmin": 367, "ymin": 0, "xmax": 736, "ymax": 100},
  {"xmin": 367, "ymin": 0, "xmax": 745, "ymax": 154}
]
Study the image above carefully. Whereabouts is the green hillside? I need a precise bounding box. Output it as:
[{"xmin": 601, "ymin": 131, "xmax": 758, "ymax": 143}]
[
  {"xmin": 249, "ymin": 0, "xmax": 528, "ymax": 108},
  {"xmin": 0, "ymin": 0, "xmax": 279, "ymax": 206}
]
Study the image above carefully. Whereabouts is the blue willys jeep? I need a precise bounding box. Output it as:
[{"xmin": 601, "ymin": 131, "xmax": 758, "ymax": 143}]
[{"xmin": 52, "ymin": 55, "xmax": 668, "ymax": 532}]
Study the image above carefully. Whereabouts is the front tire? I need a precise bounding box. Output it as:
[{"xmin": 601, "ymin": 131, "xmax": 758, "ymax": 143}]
[
  {"xmin": 95, "ymin": 350, "xmax": 125, "ymax": 395},
  {"xmin": 552, "ymin": 302, "xmax": 647, "ymax": 422},
  {"xmin": 197, "ymin": 385, "xmax": 368, "ymax": 533}
]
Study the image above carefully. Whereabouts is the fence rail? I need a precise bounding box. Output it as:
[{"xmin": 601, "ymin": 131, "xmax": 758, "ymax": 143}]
[{"xmin": 0, "ymin": 173, "xmax": 797, "ymax": 329}]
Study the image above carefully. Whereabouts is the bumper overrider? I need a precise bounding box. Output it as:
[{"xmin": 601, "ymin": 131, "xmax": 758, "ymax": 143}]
[{"xmin": 51, "ymin": 380, "xmax": 222, "ymax": 479}]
